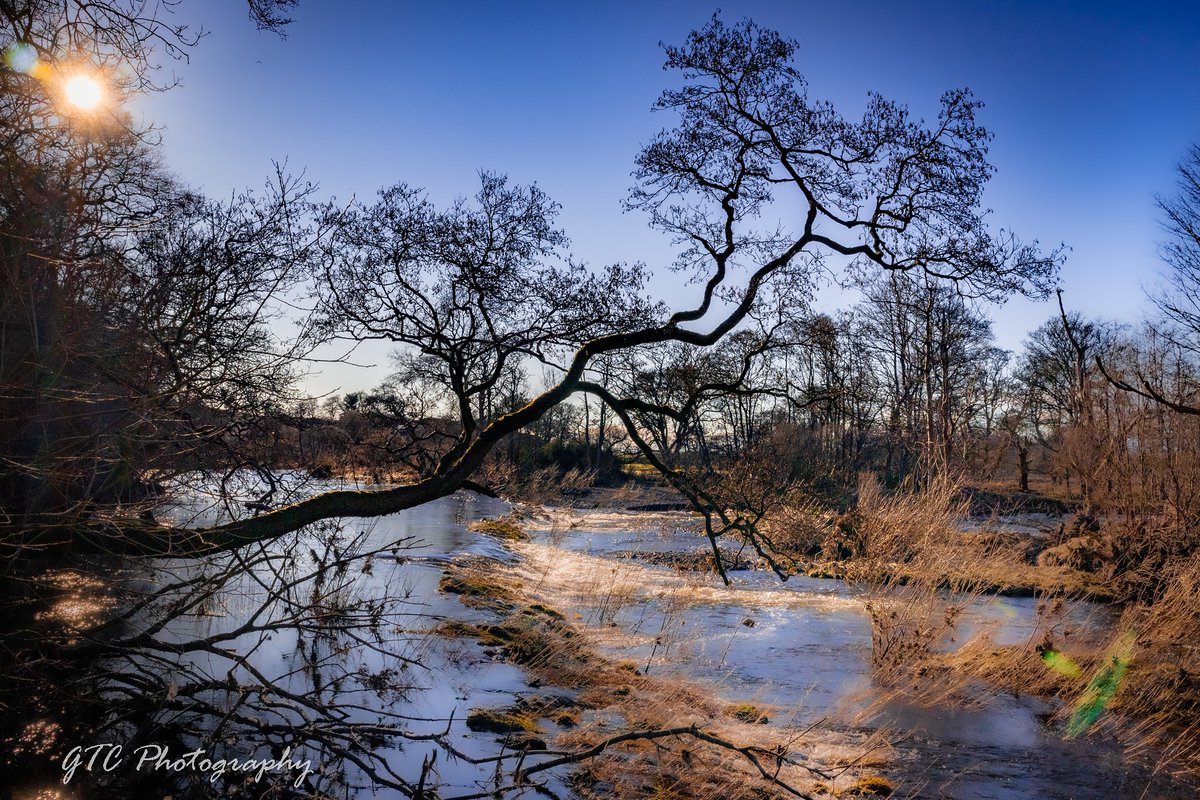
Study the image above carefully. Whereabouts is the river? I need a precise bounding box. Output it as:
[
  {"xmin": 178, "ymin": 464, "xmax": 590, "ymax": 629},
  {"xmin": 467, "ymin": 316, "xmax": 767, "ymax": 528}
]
[{"xmin": 16, "ymin": 490, "xmax": 1195, "ymax": 799}]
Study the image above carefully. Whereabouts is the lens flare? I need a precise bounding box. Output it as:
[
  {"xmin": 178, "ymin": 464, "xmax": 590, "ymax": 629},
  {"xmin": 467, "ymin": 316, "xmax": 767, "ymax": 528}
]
[
  {"xmin": 1066, "ymin": 631, "xmax": 1135, "ymax": 737},
  {"xmin": 3, "ymin": 42, "xmax": 36, "ymax": 74},
  {"xmin": 1040, "ymin": 646, "xmax": 1082, "ymax": 679},
  {"xmin": 990, "ymin": 598, "xmax": 1019, "ymax": 620},
  {"xmin": 63, "ymin": 74, "xmax": 102, "ymax": 109}
]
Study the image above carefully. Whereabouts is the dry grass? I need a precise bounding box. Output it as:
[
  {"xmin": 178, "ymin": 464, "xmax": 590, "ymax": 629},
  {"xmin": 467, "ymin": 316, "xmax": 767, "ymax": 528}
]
[
  {"xmin": 838, "ymin": 474, "xmax": 992, "ymax": 688},
  {"xmin": 436, "ymin": 555, "xmax": 890, "ymax": 799},
  {"xmin": 766, "ymin": 477, "xmax": 1099, "ymax": 599},
  {"xmin": 468, "ymin": 514, "xmax": 529, "ymax": 541},
  {"xmin": 462, "ymin": 493, "xmax": 1200, "ymax": 794},
  {"xmin": 813, "ymin": 475, "xmax": 1097, "ymax": 727},
  {"xmin": 759, "ymin": 496, "xmax": 837, "ymax": 561},
  {"xmin": 1103, "ymin": 557, "xmax": 1200, "ymax": 776},
  {"xmin": 496, "ymin": 481, "xmax": 1200, "ymax": 793},
  {"xmin": 842, "ymin": 481, "xmax": 1200, "ymax": 795}
]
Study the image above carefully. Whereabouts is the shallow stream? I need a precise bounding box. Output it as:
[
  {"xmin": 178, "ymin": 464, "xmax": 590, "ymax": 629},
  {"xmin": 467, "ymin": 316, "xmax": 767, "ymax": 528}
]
[
  {"xmin": 526, "ymin": 508, "xmax": 1180, "ymax": 799},
  {"xmin": 44, "ymin": 490, "xmax": 1194, "ymax": 799}
]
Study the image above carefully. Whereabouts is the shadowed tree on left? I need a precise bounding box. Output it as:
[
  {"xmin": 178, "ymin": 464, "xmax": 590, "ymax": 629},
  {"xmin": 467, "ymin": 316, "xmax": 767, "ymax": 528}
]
[{"xmin": 0, "ymin": 1, "xmax": 320, "ymax": 549}]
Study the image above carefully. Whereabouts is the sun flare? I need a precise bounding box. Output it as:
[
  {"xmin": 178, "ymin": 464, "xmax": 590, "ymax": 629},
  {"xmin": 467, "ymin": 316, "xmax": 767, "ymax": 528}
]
[{"xmin": 63, "ymin": 74, "xmax": 102, "ymax": 109}]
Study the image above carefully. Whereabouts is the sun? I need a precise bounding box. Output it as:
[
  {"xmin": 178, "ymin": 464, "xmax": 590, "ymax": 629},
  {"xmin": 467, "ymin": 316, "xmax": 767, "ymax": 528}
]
[{"xmin": 63, "ymin": 74, "xmax": 102, "ymax": 109}]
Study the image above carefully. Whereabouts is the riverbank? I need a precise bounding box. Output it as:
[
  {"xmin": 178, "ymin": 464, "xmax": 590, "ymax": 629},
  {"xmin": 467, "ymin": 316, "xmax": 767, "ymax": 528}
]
[
  {"xmin": 441, "ymin": 504, "xmax": 1200, "ymax": 799},
  {"xmin": 436, "ymin": 543, "xmax": 892, "ymax": 799},
  {"xmin": 518, "ymin": 487, "xmax": 1116, "ymax": 602}
]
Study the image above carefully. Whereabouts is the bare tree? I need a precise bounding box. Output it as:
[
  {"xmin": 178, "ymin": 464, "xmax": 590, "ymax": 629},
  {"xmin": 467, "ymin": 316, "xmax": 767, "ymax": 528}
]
[
  {"xmin": 1096, "ymin": 146, "xmax": 1200, "ymax": 415},
  {"xmin": 1155, "ymin": 145, "xmax": 1200, "ymax": 354},
  {"xmin": 0, "ymin": 10, "xmax": 1080, "ymax": 798},
  {"xmin": 1, "ymin": 0, "xmax": 296, "ymax": 94},
  {"xmin": 0, "ymin": 1, "xmax": 323, "ymax": 551},
  {"xmin": 27, "ymin": 15, "xmax": 1062, "ymax": 562},
  {"xmin": 1019, "ymin": 307, "xmax": 1123, "ymax": 504}
]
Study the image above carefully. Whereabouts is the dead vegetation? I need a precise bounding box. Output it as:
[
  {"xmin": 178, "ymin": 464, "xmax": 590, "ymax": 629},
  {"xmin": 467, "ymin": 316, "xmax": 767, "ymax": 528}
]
[
  {"xmin": 814, "ymin": 474, "xmax": 1200, "ymax": 787},
  {"xmin": 435, "ymin": 559, "xmax": 890, "ymax": 799},
  {"xmin": 829, "ymin": 475, "xmax": 989, "ymax": 695},
  {"xmin": 468, "ymin": 514, "xmax": 530, "ymax": 541},
  {"xmin": 448, "ymin": 485, "xmax": 1200, "ymax": 793},
  {"xmin": 939, "ymin": 556, "xmax": 1200, "ymax": 784}
]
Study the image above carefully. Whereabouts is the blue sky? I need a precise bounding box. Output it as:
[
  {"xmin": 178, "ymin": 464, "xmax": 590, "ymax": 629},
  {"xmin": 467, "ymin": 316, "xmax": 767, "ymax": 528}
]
[{"xmin": 133, "ymin": 1, "xmax": 1200, "ymax": 396}]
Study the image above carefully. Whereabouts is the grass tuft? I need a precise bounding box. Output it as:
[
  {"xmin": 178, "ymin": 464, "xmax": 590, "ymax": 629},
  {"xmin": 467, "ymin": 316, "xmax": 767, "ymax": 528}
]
[{"xmin": 469, "ymin": 515, "xmax": 529, "ymax": 541}]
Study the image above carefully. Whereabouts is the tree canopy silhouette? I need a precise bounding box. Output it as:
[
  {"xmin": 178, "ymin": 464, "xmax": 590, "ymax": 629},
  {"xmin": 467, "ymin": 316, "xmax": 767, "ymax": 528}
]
[{"xmin": 1, "ymin": 14, "xmax": 1063, "ymax": 563}]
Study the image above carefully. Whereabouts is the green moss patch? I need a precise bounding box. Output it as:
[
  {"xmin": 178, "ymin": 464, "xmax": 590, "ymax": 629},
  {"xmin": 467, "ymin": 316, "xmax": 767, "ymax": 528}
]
[
  {"xmin": 436, "ymin": 571, "xmax": 518, "ymax": 611},
  {"xmin": 469, "ymin": 516, "xmax": 529, "ymax": 541},
  {"xmin": 845, "ymin": 775, "xmax": 893, "ymax": 796},
  {"xmin": 465, "ymin": 707, "xmax": 541, "ymax": 734},
  {"xmin": 727, "ymin": 703, "xmax": 769, "ymax": 724}
]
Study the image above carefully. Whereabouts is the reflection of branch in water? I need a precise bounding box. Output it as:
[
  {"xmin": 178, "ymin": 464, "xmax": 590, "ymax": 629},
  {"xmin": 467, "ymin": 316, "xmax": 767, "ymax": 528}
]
[
  {"xmin": 2, "ymin": 517, "xmax": 834, "ymax": 799},
  {"xmin": 424, "ymin": 722, "xmax": 830, "ymax": 800},
  {"xmin": 3, "ymin": 519, "xmax": 466, "ymax": 797}
]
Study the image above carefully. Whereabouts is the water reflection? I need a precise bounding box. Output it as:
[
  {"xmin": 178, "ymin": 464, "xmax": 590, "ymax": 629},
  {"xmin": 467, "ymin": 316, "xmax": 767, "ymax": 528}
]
[
  {"xmin": 1, "ymin": 492, "xmax": 556, "ymax": 798},
  {"xmin": 3, "ymin": 496, "xmax": 1194, "ymax": 799}
]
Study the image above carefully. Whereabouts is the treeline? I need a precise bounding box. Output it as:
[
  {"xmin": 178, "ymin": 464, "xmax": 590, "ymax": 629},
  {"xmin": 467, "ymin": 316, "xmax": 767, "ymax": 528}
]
[
  {"xmin": 5, "ymin": 0, "xmax": 1180, "ymax": 570},
  {"xmin": 305, "ymin": 264, "xmax": 1200, "ymax": 532}
]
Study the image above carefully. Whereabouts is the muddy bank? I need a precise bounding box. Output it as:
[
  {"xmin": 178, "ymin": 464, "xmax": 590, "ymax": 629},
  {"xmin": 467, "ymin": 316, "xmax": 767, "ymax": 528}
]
[
  {"xmin": 436, "ymin": 550, "xmax": 890, "ymax": 799},
  {"xmin": 485, "ymin": 505, "xmax": 1198, "ymax": 799},
  {"xmin": 520, "ymin": 502, "xmax": 1115, "ymax": 601}
]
